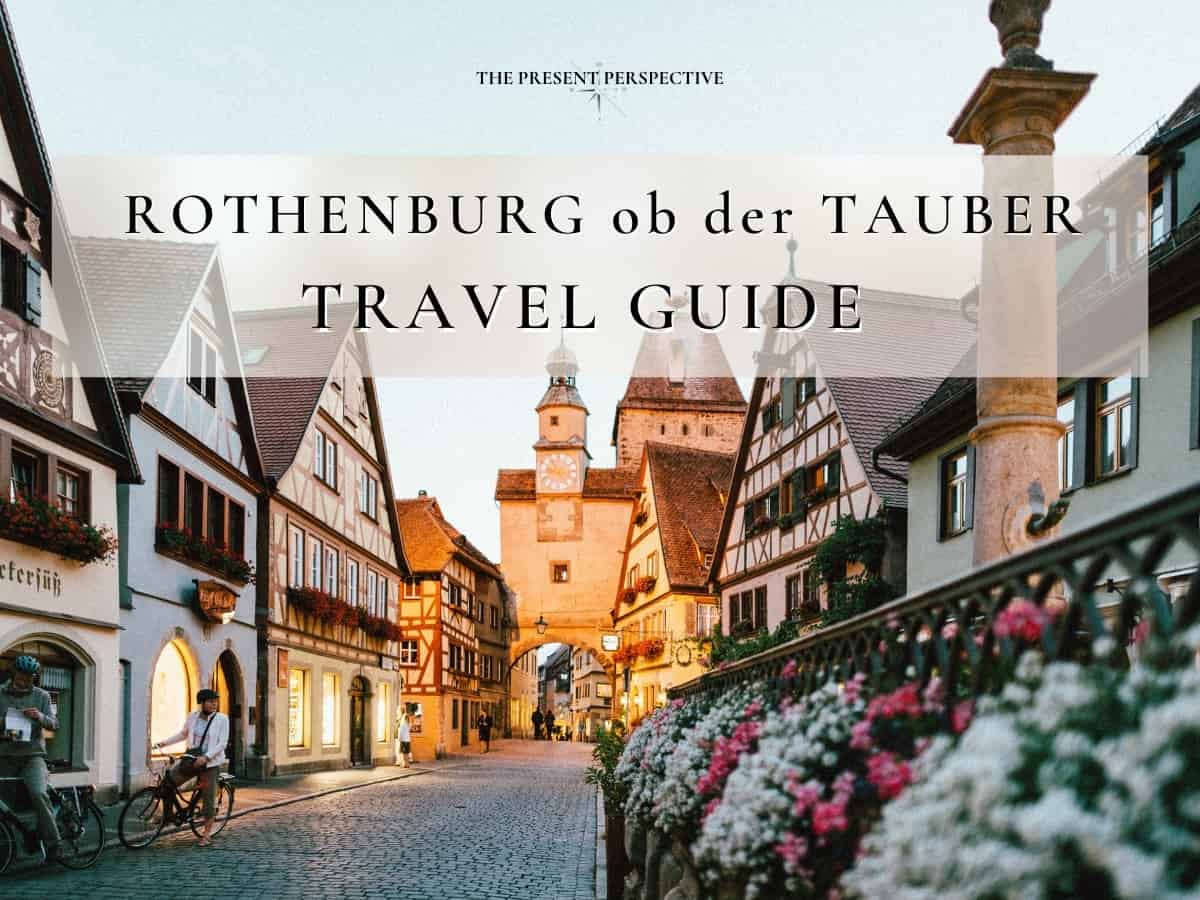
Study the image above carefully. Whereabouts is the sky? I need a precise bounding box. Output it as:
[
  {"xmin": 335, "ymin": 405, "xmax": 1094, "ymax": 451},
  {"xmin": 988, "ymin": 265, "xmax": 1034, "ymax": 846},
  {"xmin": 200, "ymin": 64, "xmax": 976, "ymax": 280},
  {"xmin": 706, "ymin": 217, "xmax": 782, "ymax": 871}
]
[{"xmin": 8, "ymin": 0, "xmax": 1199, "ymax": 563}]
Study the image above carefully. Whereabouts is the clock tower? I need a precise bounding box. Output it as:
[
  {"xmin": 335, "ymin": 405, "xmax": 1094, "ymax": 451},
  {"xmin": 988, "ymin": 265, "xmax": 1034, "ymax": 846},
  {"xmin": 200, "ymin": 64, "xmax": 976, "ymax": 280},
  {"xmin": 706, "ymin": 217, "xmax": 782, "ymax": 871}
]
[{"xmin": 534, "ymin": 340, "xmax": 590, "ymax": 540}]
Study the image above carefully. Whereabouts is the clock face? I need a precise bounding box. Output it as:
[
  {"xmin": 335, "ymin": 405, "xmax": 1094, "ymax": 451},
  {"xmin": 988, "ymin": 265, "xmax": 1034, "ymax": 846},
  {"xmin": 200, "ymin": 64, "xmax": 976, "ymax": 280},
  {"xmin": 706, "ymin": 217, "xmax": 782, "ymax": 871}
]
[{"xmin": 538, "ymin": 453, "xmax": 579, "ymax": 491}]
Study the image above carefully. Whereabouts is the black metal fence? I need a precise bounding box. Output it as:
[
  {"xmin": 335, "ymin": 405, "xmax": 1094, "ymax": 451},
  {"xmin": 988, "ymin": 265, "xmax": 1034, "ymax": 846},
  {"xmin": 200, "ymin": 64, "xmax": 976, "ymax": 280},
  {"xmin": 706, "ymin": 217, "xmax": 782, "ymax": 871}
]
[{"xmin": 671, "ymin": 482, "xmax": 1200, "ymax": 701}]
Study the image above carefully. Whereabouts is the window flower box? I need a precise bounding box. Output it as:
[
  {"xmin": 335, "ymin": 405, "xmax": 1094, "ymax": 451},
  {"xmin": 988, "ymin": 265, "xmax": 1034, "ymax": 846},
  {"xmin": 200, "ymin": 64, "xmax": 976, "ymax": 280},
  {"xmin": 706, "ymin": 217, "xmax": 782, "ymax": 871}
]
[
  {"xmin": 156, "ymin": 523, "xmax": 255, "ymax": 584},
  {"xmin": 0, "ymin": 495, "xmax": 117, "ymax": 565},
  {"xmin": 636, "ymin": 575, "xmax": 657, "ymax": 594},
  {"xmin": 287, "ymin": 586, "xmax": 401, "ymax": 642},
  {"xmin": 637, "ymin": 638, "xmax": 665, "ymax": 660},
  {"xmin": 619, "ymin": 587, "xmax": 639, "ymax": 605}
]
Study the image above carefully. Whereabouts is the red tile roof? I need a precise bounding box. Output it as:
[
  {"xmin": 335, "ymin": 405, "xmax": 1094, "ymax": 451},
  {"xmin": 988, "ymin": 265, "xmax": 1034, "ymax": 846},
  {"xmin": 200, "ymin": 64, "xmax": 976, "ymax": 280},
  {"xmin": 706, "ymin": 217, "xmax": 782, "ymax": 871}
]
[
  {"xmin": 395, "ymin": 496, "xmax": 501, "ymax": 578},
  {"xmin": 494, "ymin": 466, "xmax": 640, "ymax": 501},
  {"xmin": 644, "ymin": 443, "xmax": 735, "ymax": 591},
  {"xmin": 237, "ymin": 305, "xmax": 355, "ymax": 479}
]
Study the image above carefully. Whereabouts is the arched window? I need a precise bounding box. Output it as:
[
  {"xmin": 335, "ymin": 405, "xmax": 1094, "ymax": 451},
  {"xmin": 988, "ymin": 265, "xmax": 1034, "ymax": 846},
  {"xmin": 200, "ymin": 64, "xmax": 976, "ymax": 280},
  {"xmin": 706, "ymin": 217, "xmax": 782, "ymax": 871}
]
[
  {"xmin": 1, "ymin": 639, "xmax": 86, "ymax": 771},
  {"xmin": 150, "ymin": 641, "xmax": 193, "ymax": 753}
]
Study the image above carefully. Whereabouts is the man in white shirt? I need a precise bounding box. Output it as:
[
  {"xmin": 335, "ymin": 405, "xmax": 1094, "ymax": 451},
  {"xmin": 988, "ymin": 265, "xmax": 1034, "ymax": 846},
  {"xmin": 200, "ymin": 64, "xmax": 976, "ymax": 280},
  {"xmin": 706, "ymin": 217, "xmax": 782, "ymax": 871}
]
[{"xmin": 153, "ymin": 688, "xmax": 229, "ymax": 847}]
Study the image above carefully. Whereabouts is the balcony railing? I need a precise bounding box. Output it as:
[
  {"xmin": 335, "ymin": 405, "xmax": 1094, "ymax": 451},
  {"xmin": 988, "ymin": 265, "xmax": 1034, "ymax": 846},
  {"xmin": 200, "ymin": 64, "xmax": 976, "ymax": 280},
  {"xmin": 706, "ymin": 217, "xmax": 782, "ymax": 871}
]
[{"xmin": 671, "ymin": 481, "xmax": 1200, "ymax": 701}]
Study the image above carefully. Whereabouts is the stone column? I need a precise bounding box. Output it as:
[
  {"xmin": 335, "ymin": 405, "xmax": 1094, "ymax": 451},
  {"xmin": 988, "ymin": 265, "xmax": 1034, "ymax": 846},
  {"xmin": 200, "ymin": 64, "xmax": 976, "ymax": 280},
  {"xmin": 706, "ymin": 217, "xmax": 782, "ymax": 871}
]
[{"xmin": 948, "ymin": 1, "xmax": 1094, "ymax": 566}]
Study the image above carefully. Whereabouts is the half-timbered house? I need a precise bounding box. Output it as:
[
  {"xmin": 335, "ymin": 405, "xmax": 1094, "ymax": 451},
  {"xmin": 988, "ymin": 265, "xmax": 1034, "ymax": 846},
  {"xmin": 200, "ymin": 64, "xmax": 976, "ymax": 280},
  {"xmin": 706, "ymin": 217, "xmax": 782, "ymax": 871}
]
[
  {"xmin": 708, "ymin": 256, "xmax": 970, "ymax": 637},
  {"xmin": 79, "ymin": 238, "xmax": 264, "ymax": 793},
  {"xmin": 613, "ymin": 442, "xmax": 732, "ymax": 720},
  {"xmin": 394, "ymin": 493, "xmax": 506, "ymax": 758},
  {"xmin": 0, "ymin": 5, "xmax": 138, "ymax": 802},
  {"xmin": 239, "ymin": 306, "xmax": 407, "ymax": 775}
]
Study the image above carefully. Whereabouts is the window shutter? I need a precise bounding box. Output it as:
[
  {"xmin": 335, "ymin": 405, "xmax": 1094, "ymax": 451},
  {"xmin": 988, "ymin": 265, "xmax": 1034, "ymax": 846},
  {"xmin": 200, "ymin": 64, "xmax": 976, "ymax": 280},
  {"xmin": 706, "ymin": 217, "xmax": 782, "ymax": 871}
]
[
  {"xmin": 780, "ymin": 378, "xmax": 795, "ymax": 424},
  {"xmin": 685, "ymin": 602, "xmax": 696, "ymax": 636},
  {"xmin": 965, "ymin": 443, "xmax": 976, "ymax": 528},
  {"xmin": 1127, "ymin": 376, "xmax": 1140, "ymax": 470},
  {"xmin": 828, "ymin": 453, "xmax": 841, "ymax": 491},
  {"xmin": 24, "ymin": 258, "xmax": 41, "ymax": 326}
]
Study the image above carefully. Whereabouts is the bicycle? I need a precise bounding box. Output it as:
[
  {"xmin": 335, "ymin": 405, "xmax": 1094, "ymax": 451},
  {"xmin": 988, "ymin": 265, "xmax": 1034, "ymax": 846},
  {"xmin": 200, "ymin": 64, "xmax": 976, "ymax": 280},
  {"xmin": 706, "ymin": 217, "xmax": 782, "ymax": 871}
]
[
  {"xmin": 117, "ymin": 753, "xmax": 234, "ymax": 849},
  {"xmin": 0, "ymin": 778, "xmax": 105, "ymax": 873}
]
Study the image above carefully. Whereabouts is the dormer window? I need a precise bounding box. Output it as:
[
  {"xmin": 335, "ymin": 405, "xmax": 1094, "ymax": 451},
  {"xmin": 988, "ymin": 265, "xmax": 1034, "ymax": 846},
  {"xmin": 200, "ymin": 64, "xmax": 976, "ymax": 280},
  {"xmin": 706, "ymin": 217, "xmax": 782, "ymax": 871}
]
[{"xmin": 187, "ymin": 327, "xmax": 218, "ymax": 405}]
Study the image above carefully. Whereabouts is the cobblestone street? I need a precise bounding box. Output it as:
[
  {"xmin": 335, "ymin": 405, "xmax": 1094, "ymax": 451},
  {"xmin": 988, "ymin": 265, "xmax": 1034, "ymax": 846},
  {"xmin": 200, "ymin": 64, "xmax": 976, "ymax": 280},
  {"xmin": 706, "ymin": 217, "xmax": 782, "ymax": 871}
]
[{"xmin": 7, "ymin": 740, "xmax": 598, "ymax": 900}]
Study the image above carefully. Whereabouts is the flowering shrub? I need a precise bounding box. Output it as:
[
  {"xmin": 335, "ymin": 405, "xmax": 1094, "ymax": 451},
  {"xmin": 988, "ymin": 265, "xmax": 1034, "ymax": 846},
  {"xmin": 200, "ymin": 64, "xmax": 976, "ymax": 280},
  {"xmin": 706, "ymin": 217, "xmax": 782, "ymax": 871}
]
[
  {"xmin": 616, "ymin": 699, "xmax": 708, "ymax": 828},
  {"xmin": 0, "ymin": 495, "xmax": 117, "ymax": 565},
  {"xmin": 156, "ymin": 523, "xmax": 255, "ymax": 583},
  {"xmin": 844, "ymin": 632, "xmax": 1200, "ymax": 900},
  {"xmin": 653, "ymin": 685, "xmax": 765, "ymax": 838},
  {"xmin": 692, "ymin": 672, "xmax": 955, "ymax": 898}
]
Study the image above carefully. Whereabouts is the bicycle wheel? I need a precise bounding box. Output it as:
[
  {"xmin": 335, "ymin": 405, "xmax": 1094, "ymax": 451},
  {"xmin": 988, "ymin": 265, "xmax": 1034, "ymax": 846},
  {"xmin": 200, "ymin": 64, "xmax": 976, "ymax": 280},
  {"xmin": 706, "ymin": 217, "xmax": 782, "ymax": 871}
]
[
  {"xmin": 189, "ymin": 781, "xmax": 234, "ymax": 838},
  {"xmin": 56, "ymin": 800, "xmax": 105, "ymax": 869},
  {"xmin": 0, "ymin": 818, "xmax": 17, "ymax": 874},
  {"xmin": 118, "ymin": 787, "xmax": 166, "ymax": 849}
]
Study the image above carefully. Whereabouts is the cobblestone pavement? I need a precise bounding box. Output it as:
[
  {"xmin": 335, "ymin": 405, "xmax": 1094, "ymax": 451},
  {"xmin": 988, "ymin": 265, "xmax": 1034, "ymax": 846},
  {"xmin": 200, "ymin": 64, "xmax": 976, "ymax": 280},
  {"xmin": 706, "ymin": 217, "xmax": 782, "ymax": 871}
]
[{"xmin": 6, "ymin": 740, "xmax": 598, "ymax": 900}]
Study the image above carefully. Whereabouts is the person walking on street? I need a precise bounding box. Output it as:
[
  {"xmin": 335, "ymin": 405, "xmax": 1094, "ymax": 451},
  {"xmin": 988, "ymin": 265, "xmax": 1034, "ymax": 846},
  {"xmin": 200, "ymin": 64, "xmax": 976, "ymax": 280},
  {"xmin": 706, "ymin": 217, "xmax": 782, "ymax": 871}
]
[
  {"xmin": 395, "ymin": 710, "xmax": 413, "ymax": 767},
  {"xmin": 152, "ymin": 688, "xmax": 229, "ymax": 847},
  {"xmin": 532, "ymin": 707, "xmax": 544, "ymax": 740},
  {"xmin": 544, "ymin": 708, "xmax": 556, "ymax": 741},
  {"xmin": 476, "ymin": 709, "xmax": 493, "ymax": 753},
  {"xmin": 0, "ymin": 655, "xmax": 61, "ymax": 863}
]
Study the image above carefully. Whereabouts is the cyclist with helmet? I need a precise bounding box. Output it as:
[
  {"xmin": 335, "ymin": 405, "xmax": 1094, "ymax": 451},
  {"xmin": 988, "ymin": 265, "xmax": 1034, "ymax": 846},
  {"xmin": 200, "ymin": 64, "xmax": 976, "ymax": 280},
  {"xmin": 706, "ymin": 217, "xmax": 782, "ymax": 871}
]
[
  {"xmin": 152, "ymin": 687, "xmax": 228, "ymax": 847},
  {"xmin": 0, "ymin": 654, "xmax": 61, "ymax": 861}
]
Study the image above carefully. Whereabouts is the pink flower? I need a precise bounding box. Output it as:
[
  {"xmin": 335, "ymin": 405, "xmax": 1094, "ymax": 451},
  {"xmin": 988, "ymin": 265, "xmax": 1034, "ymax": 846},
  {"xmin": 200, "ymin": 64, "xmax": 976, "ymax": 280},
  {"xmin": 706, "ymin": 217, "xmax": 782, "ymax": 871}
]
[
  {"xmin": 832, "ymin": 770, "xmax": 856, "ymax": 803},
  {"xmin": 811, "ymin": 800, "xmax": 849, "ymax": 836},
  {"xmin": 842, "ymin": 672, "xmax": 867, "ymax": 704},
  {"xmin": 922, "ymin": 676, "xmax": 945, "ymax": 712},
  {"xmin": 952, "ymin": 699, "xmax": 974, "ymax": 735},
  {"xmin": 787, "ymin": 776, "xmax": 822, "ymax": 818},
  {"xmin": 1131, "ymin": 619, "xmax": 1152, "ymax": 646},
  {"xmin": 781, "ymin": 658, "xmax": 799, "ymax": 678},
  {"xmin": 941, "ymin": 621, "xmax": 960, "ymax": 640},
  {"xmin": 849, "ymin": 718, "xmax": 873, "ymax": 751},
  {"xmin": 775, "ymin": 833, "xmax": 809, "ymax": 872},
  {"xmin": 993, "ymin": 599, "xmax": 1053, "ymax": 643},
  {"xmin": 866, "ymin": 751, "xmax": 912, "ymax": 801}
]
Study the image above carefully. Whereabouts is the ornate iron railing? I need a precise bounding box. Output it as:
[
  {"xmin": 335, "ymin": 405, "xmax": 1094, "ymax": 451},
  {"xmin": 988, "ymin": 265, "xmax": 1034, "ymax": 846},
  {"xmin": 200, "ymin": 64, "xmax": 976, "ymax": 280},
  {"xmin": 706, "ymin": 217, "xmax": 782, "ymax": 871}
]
[{"xmin": 671, "ymin": 481, "xmax": 1200, "ymax": 700}]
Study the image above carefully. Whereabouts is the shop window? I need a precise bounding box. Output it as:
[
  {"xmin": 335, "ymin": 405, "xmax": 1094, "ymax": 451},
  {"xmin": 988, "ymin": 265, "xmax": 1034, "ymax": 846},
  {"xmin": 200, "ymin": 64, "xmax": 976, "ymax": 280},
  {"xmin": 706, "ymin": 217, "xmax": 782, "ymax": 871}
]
[
  {"xmin": 288, "ymin": 668, "xmax": 308, "ymax": 748},
  {"xmin": 375, "ymin": 683, "xmax": 390, "ymax": 743},
  {"xmin": 149, "ymin": 641, "xmax": 192, "ymax": 756},
  {"xmin": 321, "ymin": 673, "xmax": 340, "ymax": 747},
  {"xmin": 1, "ymin": 641, "xmax": 85, "ymax": 771}
]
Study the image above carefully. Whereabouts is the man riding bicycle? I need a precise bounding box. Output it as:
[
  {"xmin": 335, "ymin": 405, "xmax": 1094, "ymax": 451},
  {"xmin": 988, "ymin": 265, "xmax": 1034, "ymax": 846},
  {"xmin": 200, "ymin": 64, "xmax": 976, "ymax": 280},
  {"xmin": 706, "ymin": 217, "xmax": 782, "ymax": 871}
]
[
  {"xmin": 152, "ymin": 688, "xmax": 228, "ymax": 847},
  {"xmin": 0, "ymin": 655, "xmax": 61, "ymax": 863}
]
